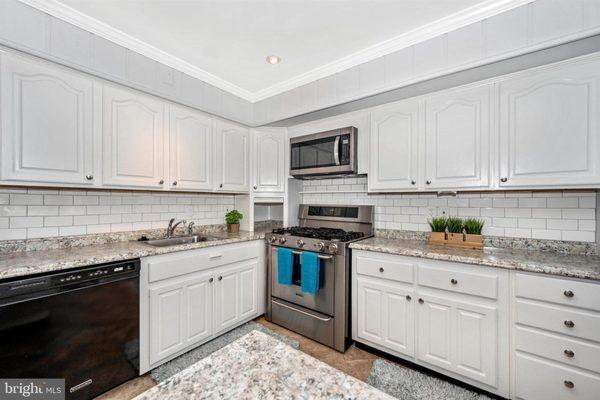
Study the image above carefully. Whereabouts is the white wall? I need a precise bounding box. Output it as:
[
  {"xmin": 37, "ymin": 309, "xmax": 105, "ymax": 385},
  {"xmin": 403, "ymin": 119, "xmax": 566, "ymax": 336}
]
[
  {"xmin": 0, "ymin": 187, "xmax": 234, "ymax": 240},
  {"xmin": 300, "ymin": 177, "xmax": 597, "ymax": 243}
]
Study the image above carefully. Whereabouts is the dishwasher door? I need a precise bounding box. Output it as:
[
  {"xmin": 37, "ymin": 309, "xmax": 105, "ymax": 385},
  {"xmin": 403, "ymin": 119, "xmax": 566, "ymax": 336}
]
[{"xmin": 0, "ymin": 264, "xmax": 139, "ymax": 400}]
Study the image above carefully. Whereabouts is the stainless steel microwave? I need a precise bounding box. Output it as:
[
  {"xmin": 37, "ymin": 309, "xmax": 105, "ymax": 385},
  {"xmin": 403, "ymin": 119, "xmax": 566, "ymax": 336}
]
[{"xmin": 290, "ymin": 127, "xmax": 357, "ymax": 177}]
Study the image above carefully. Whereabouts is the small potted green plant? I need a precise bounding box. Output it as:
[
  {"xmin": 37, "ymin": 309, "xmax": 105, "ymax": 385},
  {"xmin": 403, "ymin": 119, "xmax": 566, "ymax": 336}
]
[
  {"xmin": 428, "ymin": 217, "xmax": 447, "ymax": 243},
  {"xmin": 445, "ymin": 217, "xmax": 464, "ymax": 244},
  {"xmin": 464, "ymin": 218, "xmax": 485, "ymax": 248},
  {"xmin": 225, "ymin": 209, "xmax": 243, "ymax": 233}
]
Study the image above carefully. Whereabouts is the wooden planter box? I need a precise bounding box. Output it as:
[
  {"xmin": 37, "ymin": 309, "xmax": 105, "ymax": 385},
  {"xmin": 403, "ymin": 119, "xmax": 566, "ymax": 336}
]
[{"xmin": 428, "ymin": 232, "xmax": 483, "ymax": 250}]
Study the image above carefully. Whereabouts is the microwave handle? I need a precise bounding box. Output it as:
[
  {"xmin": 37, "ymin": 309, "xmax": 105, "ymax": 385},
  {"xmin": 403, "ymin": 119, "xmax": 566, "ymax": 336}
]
[{"xmin": 333, "ymin": 136, "xmax": 340, "ymax": 165}]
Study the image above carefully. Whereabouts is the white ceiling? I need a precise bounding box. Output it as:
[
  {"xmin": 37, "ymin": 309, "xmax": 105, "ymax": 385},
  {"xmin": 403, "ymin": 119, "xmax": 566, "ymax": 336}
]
[{"xmin": 41, "ymin": 0, "xmax": 526, "ymax": 101}]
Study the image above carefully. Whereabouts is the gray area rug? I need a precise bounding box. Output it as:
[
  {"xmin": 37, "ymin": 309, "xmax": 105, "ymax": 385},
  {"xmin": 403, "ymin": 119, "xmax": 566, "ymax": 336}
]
[
  {"xmin": 367, "ymin": 359, "xmax": 492, "ymax": 400},
  {"xmin": 151, "ymin": 321, "xmax": 299, "ymax": 383}
]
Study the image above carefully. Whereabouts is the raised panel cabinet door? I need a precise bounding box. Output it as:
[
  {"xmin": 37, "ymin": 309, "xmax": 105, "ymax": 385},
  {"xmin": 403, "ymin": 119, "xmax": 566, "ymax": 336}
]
[
  {"xmin": 184, "ymin": 272, "xmax": 214, "ymax": 347},
  {"xmin": 238, "ymin": 261, "xmax": 258, "ymax": 320},
  {"xmin": 417, "ymin": 295, "xmax": 454, "ymax": 371},
  {"xmin": 216, "ymin": 120, "xmax": 249, "ymax": 192},
  {"xmin": 0, "ymin": 54, "xmax": 94, "ymax": 185},
  {"xmin": 169, "ymin": 105, "xmax": 213, "ymax": 191},
  {"xmin": 384, "ymin": 285, "xmax": 416, "ymax": 357},
  {"xmin": 356, "ymin": 279, "xmax": 385, "ymax": 345},
  {"xmin": 103, "ymin": 85, "xmax": 165, "ymax": 188},
  {"xmin": 149, "ymin": 281, "xmax": 186, "ymax": 365},
  {"xmin": 214, "ymin": 266, "xmax": 240, "ymax": 334},
  {"xmin": 499, "ymin": 59, "xmax": 600, "ymax": 188},
  {"xmin": 424, "ymin": 84, "xmax": 491, "ymax": 189},
  {"xmin": 369, "ymin": 99, "xmax": 419, "ymax": 191},
  {"xmin": 252, "ymin": 130, "xmax": 285, "ymax": 192}
]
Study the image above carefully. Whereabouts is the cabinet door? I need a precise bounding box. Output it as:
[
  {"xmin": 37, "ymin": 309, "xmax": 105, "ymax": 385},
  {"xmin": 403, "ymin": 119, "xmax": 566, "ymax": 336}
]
[
  {"xmin": 252, "ymin": 129, "xmax": 285, "ymax": 192},
  {"xmin": 103, "ymin": 85, "xmax": 166, "ymax": 188},
  {"xmin": 369, "ymin": 99, "xmax": 419, "ymax": 191},
  {"xmin": 499, "ymin": 60, "xmax": 600, "ymax": 188},
  {"xmin": 214, "ymin": 264, "xmax": 240, "ymax": 334},
  {"xmin": 424, "ymin": 85, "xmax": 490, "ymax": 189},
  {"xmin": 0, "ymin": 54, "xmax": 94, "ymax": 185},
  {"xmin": 238, "ymin": 261, "xmax": 258, "ymax": 320},
  {"xmin": 216, "ymin": 120, "xmax": 249, "ymax": 192},
  {"xmin": 169, "ymin": 105, "xmax": 213, "ymax": 191},
  {"xmin": 417, "ymin": 294, "xmax": 498, "ymax": 387},
  {"xmin": 184, "ymin": 272, "xmax": 214, "ymax": 347},
  {"xmin": 356, "ymin": 278, "xmax": 415, "ymax": 357},
  {"xmin": 149, "ymin": 281, "xmax": 186, "ymax": 365}
]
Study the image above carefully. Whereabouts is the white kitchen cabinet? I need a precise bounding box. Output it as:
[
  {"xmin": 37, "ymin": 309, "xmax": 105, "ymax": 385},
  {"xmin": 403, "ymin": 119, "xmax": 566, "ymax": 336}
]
[
  {"xmin": 0, "ymin": 53, "xmax": 95, "ymax": 185},
  {"xmin": 424, "ymin": 84, "xmax": 491, "ymax": 189},
  {"xmin": 498, "ymin": 58, "xmax": 600, "ymax": 188},
  {"xmin": 102, "ymin": 85, "xmax": 167, "ymax": 188},
  {"xmin": 215, "ymin": 120, "xmax": 249, "ymax": 192},
  {"xmin": 214, "ymin": 260, "xmax": 258, "ymax": 335},
  {"xmin": 356, "ymin": 278, "xmax": 415, "ymax": 358},
  {"xmin": 417, "ymin": 293, "xmax": 498, "ymax": 387},
  {"xmin": 369, "ymin": 99, "xmax": 419, "ymax": 191},
  {"xmin": 252, "ymin": 129, "xmax": 285, "ymax": 193},
  {"xmin": 169, "ymin": 105, "xmax": 213, "ymax": 191}
]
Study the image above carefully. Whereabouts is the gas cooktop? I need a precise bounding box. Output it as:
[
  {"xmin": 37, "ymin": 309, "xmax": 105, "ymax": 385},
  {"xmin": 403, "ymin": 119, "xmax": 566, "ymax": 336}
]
[{"xmin": 271, "ymin": 227, "xmax": 365, "ymax": 242}]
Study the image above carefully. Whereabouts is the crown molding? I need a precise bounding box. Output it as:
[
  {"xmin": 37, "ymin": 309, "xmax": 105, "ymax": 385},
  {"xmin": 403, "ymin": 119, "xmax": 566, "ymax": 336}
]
[
  {"xmin": 20, "ymin": 0, "xmax": 533, "ymax": 103},
  {"xmin": 19, "ymin": 0, "xmax": 256, "ymax": 101}
]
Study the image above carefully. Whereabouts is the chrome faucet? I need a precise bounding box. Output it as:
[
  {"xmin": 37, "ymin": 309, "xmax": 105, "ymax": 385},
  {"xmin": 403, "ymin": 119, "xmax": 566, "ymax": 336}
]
[
  {"xmin": 166, "ymin": 218, "xmax": 186, "ymax": 237},
  {"xmin": 187, "ymin": 221, "xmax": 195, "ymax": 235}
]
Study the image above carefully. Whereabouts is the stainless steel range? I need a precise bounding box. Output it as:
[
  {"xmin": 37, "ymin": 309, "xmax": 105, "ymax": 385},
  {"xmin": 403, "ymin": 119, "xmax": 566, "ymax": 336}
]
[{"xmin": 265, "ymin": 204, "xmax": 374, "ymax": 352}]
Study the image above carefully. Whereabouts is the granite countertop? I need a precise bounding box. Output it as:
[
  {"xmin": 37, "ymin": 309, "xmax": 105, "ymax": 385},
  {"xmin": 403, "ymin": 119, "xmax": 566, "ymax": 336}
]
[
  {"xmin": 134, "ymin": 330, "xmax": 392, "ymax": 400},
  {"xmin": 350, "ymin": 237, "xmax": 600, "ymax": 281},
  {"xmin": 0, "ymin": 230, "xmax": 265, "ymax": 280}
]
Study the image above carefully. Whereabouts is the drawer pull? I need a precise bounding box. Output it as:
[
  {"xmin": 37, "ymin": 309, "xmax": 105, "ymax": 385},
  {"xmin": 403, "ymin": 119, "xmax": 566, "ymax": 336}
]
[
  {"xmin": 564, "ymin": 320, "xmax": 575, "ymax": 328},
  {"xmin": 406, "ymin": 295, "xmax": 412, "ymax": 301},
  {"xmin": 563, "ymin": 290, "xmax": 574, "ymax": 298},
  {"xmin": 209, "ymin": 254, "xmax": 223, "ymax": 259},
  {"xmin": 564, "ymin": 380, "xmax": 574, "ymax": 389},
  {"xmin": 418, "ymin": 298, "xmax": 424, "ymax": 304},
  {"xmin": 450, "ymin": 278, "xmax": 458, "ymax": 285},
  {"xmin": 218, "ymin": 276, "xmax": 222, "ymax": 281},
  {"xmin": 379, "ymin": 267, "xmax": 384, "ymax": 273},
  {"xmin": 564, "ymin": 349, "xmax": 575, "ymax": 358},
  {"xmin": 209, "ymin": 277, "xmax": 214, "ymax": 283}
]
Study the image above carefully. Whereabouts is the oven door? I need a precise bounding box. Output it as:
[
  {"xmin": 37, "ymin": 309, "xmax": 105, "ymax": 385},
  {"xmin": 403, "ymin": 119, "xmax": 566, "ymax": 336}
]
[
  {"xmin": 270, "ymin": 246, "xmax": 335, "ymax": 316},
  {"xmin": 290, "ymin": 128, "xmax": 356, "ymax": 176}
]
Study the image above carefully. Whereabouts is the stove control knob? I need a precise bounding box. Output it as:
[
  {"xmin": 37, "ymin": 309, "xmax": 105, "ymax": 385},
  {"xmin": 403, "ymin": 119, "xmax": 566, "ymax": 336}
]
[
  {"xmin": 296, "ymin": 239, "xmax": 305, "ymax": 248},
  {"xmin": 328, "ymin": 243, "xmax": 338, "ymax": 253},
  {"xmin": 316, "ymin": 242, "xmax": 325, "ymax": 251},
  {"xmin": 279, "ymin": 236, "xmax": 287, "ymax": 244},
  {"xmin": 268, "ymin": 236, "xmax": 277, "ymax": 243}
]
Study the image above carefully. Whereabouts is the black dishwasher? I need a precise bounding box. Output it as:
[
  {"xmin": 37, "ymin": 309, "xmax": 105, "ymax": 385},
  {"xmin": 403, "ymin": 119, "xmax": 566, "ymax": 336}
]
[{"xmin": 0, "ymin": 259, "xmax": 140, "ymax": 400}]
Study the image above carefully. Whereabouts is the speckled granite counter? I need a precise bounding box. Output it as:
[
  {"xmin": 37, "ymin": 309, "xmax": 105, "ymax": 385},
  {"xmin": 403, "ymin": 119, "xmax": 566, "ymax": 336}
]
[
  {"xmin": 134, "ymin": 330, "xmax": 392, "ymax": 400},
  {"xmin": 0, "ymin": 231, "xmax": 265, "ymax": 280},
  {"xmin": 350, "ymin": 237, "xmax": 600, "ymax": 281}
]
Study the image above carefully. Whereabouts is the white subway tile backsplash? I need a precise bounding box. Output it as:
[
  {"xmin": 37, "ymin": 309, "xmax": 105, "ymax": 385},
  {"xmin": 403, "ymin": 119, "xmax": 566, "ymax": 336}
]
[
  {"xmin": 10, "ymin": 216, "xmax": 43, "ymax": 228},
  {"xmin": 547, "ymin": 197, "xmax": 579, "ymax": 208},
  {"xmin": 547, "ymin": 218, "xmax": 578, "ymax": 230}
]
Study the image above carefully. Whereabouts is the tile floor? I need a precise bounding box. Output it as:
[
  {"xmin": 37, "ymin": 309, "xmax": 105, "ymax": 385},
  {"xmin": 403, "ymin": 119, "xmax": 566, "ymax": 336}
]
[{"xmin": 97, "ymin": 317, "xmax": 380, "ymax": 399}]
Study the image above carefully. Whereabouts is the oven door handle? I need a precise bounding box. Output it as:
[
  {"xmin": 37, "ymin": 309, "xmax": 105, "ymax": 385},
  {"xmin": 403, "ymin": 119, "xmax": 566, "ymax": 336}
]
[
  {"xmin": 333, "ymin": 135, "xmax": 340, "ymax": 165},
  {"xmin": 272, "ymin": 299, "xmax": 332, "ymax": 322},
  {"xmin": 291, "ymin": 250, "xmax": 333, "ymax": 260}
]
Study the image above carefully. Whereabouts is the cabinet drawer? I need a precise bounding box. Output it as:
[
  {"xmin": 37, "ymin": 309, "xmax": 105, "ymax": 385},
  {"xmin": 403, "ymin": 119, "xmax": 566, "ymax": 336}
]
[
  {"xmin": 515, "ymin": 273, "xmax": 600, "ymax": 312},
  {"xmin": 147, "ymin": 241, "xmax": 261, "ymax": 282},
  {"xmin": 355, "ymin": 253, "xmax": 414, "ymax": 284},
  {"xmin": 417, "ymin": 264, "xmax": 497, "ymax": 299},
  {"xmin": 515, "ymin": 326, "xmax": 600, "ymax": 373},
  {"xmin": 515, "ymin": 353, "xmax": 600, "ymax": 400},
  {"xmin": 515, "ymin": 300, "xmax": 600, "ymax": 342}
]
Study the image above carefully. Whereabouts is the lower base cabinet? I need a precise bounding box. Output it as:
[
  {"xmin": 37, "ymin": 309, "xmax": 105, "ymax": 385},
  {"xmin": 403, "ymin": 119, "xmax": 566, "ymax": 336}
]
[{"xmin": 140, "ymin": 241, "xmax": 265, "ymax": 373}]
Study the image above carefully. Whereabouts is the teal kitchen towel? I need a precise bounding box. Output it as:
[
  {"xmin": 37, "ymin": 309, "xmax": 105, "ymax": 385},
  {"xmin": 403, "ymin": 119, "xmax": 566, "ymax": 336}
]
[
  {"xmin": 277, "ymin": 247, "xmax": 293, "ymax": 285},
  {"xmin": 301, "ymin": 251, "xmax": 320, "ymax": 295}
]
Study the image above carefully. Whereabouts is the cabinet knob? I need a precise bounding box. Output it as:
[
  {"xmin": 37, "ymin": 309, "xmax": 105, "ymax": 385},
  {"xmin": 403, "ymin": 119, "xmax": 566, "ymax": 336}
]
[
  {"xmin": 564, "ymin": 380, "xmax": 574, "ymax": 389},
  {"xmin": 564, "ymin": 349, "xmax": 575, "ymax": 358},
  {"xmin": 564, "ymin": 290, "xmax": 574, "ymax": 298},
  {"xmin": 172, "ymin": 181, "xmax": 177, "ymax": 186},
  {"xmin": 426, "ymin": 180, "xmax": 431, "ymax": 185},
  {"xmin": 418, "ymin": 298, "xmax": 424, "ymax": 304},
  {"xmin": 500, "ymin": 177, "xmax": 508, "ymax": 183},
  {"xmin": 209, "ymin": 277, "xmax": 214, "ymax": 283},
  {"xmin": 450, "ymin": 278, "xmax": 458, "ymax": 285},
  {"xmin": 218, "ymin": 276, "xmax": 223, "ymax": 281},
  {"xmin": 219, "ymin": 184, "xmax": 223, "ymax": 188},
  {"xmin": 564, "ymin": 320, "xmax": 575, "ymax": 328},
  {"xmin": 411, "ymin": 180, "xmax": 416, "ymax": 185},
  {"xmin": 253, "ymin": 185, "xmax": 257, "ymax": 190},
  {"xmin": 159, "ymin": 179, "xmax": 164, "ymax": 185},
  {"xmin": 85, "ymin": 174, "xmax": 93, "ymax": 180},
  {"xmin": 406, "ymin": 295, "xmax": 412, "ymax": 301},
  {"xmin": 379, "ymin": 267, "xmax": 384, "ymax": 273}
]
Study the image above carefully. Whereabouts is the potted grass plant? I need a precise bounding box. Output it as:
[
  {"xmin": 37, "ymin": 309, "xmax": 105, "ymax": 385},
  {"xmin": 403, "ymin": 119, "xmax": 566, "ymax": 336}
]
[
  {"xmin": 225, "ymin": 209, "xmax": 243, "ymax": 233},
  {"xmin": 445, "ymin": 217, "xmax": 464, "ymax": 245},
  {"xmin": 464, "ymin": 218, "xmax": 485, "ymax": 248},
  {"xmin": 428, "ymin": 217, "xmax": 447, "ymax": 244}
]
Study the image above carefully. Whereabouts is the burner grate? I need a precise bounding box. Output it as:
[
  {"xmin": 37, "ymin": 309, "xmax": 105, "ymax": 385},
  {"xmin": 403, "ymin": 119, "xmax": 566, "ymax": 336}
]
[{"xmin": 272, "ymin": 227, "xmax": 364, "ymax": 242}]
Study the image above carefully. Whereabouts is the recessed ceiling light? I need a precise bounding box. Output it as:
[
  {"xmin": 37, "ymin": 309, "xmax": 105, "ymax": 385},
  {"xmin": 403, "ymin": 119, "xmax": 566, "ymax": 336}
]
[{"xmin": 266, "ymin": 55, "xmax": 281, "ymax": 65}]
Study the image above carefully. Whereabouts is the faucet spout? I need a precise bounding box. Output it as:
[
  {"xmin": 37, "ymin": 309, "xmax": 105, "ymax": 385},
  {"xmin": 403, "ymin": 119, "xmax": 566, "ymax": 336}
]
[{"xmin": 166, "ymin": 218, "xmax": 187, "ymax": 237}]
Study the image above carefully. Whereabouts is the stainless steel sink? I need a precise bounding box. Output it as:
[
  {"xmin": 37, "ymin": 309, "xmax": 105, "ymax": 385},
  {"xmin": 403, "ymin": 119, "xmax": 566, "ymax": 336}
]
[{"xmin": 142, "ymin": 235, "xmax": 207, "ymax": 247}]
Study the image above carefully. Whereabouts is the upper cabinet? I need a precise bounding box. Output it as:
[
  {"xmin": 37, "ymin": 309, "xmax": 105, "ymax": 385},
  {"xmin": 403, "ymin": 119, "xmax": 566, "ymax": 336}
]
[
  {"xmin": 102, "ymin": 85, "xmax": 167, "ymax": 188},
  {"xmin": 0, "ymin": 54, "xmax": 95, "ymax": 185},
  {"xmin": 169, "ymin": 105, "xmax": 213, "ymax": 191},
  {"xmin": 252, "ymin": 129, "xmax": 285, "ymax": 193},
  {"xmin": 498, "ymin": 59, "xmax": 600, "ymax": 188},
  {"xmin": 215, "ymin": 120, "xmax": 249, "ymax": 192},
  {"xmin": 424, "ymin": 85, "xmax": 490, "ymax": 190},
  {"xmin": 369, "ymin": 99, "xmax": 419, "ymax": 191}
]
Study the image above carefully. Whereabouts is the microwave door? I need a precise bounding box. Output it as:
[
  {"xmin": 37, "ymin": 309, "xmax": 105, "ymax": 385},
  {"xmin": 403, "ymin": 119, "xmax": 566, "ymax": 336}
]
[{"xmin": 290, "ymin": 132, "xmax": 354, "ymax": 176}]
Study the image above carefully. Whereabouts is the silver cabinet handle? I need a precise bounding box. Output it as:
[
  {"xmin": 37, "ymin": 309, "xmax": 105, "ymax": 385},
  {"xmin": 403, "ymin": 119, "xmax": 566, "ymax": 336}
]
[
  {"xmin": 253, "ymin": 185, "xmax": 257, "ymax": 190},
  {"xmin": 418, "ymin": 298, "xmax": 424, "ymax": 304},
  {"xmin": 172, "ymin": 181, "xmax": 177, "ymax": 186},
  {"xmin": 500, "ymin": 177, "xmax": 508, "ymax": 183},
  {"xmin": 426, "ymin": 180, "xmax": 431, "ymax": 185},
  {"xmin": 219, "ymin": 184, "xmax": 223, "ymax": 188},
  {"xmin": 411, "ymin": 180, "xmax": 416, "ymax": 185},
  {"xmin": 564, "ymin": 320, "xmax": 575, "ymax": 328},
  {"xmin": 209, "ymin": 254, "xmax": 223, "ymax": 259},
  {"xmin": 564, "ymin": 380, "xmax": 574, "ymax": 389},
  {"xmin": 379, "ymin": 267, "xmax": 384, "ymax": 273},
  {"xmin": 564, "ymin": 290, "xmax": 574, "ymax": 298},
  {"xmin": 218, "ymin": 276, "xmax": 222, "ymax": 281},
  {"xmin": 406, "ymin": 295, "xmax": 412, "ymax": 301},
  {"xmin": 272, "ymin": 299, "xmax": 332, "ymax": 322},
  {"xmin": 159, "ymin": 179, "xmax": 164, "ymax": 185},
  {"xmin": 209, "ymin": 277, "xmax": 214, "ymax": 283},
  {"xmin": 85, "ymin": 174, "xmax": 93, "ymax": 180},
  {"xmin": 564, "ymin": 349, "xmax": 575, "ymax": 358},
  {"xmin": 450, "ymin": 278, "xmax": 458, "ymax": 285},
  {"xmin": 333, "ymin": 136, "xmax": 340, "ymax": 166}
]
